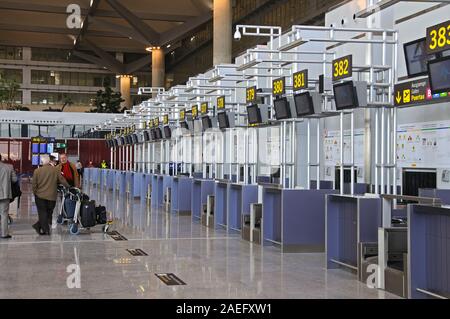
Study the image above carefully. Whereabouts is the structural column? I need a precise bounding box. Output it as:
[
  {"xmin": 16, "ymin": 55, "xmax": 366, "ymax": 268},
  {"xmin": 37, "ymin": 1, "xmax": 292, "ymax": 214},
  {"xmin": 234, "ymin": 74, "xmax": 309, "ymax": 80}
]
[
  {"xmin": 119, "ymin": 75, "xmax": 132, "ymax": 109},
  {"xmin": 152, "ymin": 47, "xmax": 165, "ymax": 95},
  {"xmin": 213, "ymin": 0, "xmax": 232, "ymax": 65}
]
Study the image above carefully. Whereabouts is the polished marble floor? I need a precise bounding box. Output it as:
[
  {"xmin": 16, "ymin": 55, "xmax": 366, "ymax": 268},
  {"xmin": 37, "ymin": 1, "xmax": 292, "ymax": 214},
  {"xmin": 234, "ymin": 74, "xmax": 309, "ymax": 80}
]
[{"xmin": 0, "ymin": 179, "xmax": 399, "ymax": 299}]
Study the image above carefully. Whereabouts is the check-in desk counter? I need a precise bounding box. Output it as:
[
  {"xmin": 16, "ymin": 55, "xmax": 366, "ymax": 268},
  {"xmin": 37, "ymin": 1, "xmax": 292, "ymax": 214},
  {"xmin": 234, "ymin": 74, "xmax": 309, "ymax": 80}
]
[
  {"xmin": 116, "ymin": 170, "xmax": 127, "ymax": 195},
  {"xmin": 83, "ymin": 168, "xmax": 91, "ymax": 191},
  {"xmin": 125, "ymin": 172, "xmax": 135, "ymax": 197},
  {"xmin": 151, "ymin": 174, "xmax": 165, "ymax": 208},
  {"xmin": 262, "ymin": 184, "xmax": 336, "ymax": 252},
  {"xmin": 419, "ymin": 188, "xmax": 450, "ymax": 205},
  {"xmin": 228, "ymin": 183, "xmax": 258, "ymax": 233},
  {"xmin": 171, "ymin": 176, "xmax": 192, "ymax": 215},
  {"xmin": 90, "ymin": 168, "xmax": 99, "ymax": 190},
  {"xmin": 326, "ymin": 194, "xmax": 381, "ymax": 275},
  {"xmin": 106, "ymin": 170, "xmax": 115, "ymax": 191},
  {"xmin": 191, "ymin": 179, "xmax": 215, "ymax": 221},
  {"xmin": 138, "ymin": 173, "xmax": 152, "ymax": 204},
  {"xmin": 131, "ymin": 173, "xmax": 143, "ymax": 198},
  {"xmin": 214, "ymin": 180, "xmax": 230, "ymax": 229},
  {"xmin": 408, "ymin": 204, "xmax": 450, "ymax": 299}
]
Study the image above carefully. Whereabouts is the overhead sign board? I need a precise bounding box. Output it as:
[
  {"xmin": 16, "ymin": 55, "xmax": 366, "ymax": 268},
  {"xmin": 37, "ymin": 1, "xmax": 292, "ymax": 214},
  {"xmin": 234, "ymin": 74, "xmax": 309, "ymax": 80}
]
[
  {"xmin": 332, "ymin": 55, "xmax": 352, "ymax": 81},
  {"xmin": 394, "ymin": 78, "xmax": 450, "ymax": 107}
]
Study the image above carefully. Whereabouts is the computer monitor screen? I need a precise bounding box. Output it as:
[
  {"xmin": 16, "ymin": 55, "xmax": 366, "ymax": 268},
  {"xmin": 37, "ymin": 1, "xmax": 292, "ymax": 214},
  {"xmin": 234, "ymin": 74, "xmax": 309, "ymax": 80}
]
[
  {"xmin": 32, "ymin": 143, "xmax": 39, "ymax": 153},
  {"xmin": 164, "ymin": 126, "xmax": 172, "ymax": 139},
  {"xmin": 180, "ymin": 121, "xmax": 189, "ymax": 130},
  {"xmin": 143, "ymin": 131, "xmax": 150, "ymax": 141},
  {"xmin": 428, "ymin": 56, "xmax": 450, "ymax": 94},
  {"xmin": 333, "ymin": 81, "xmax": 358, "ymax": 110},
  {"xmin": 294, "ymin": 92, "xmax": 315, "ymax": 117},
  {"xmin": 112, "ymin": 139, "xmax": 118, "ymax": 147},
  {"xmin": 155, "ymin": 128, "xmax": 162, "ymax": 140},
  {"xmin": 151, "ymin": 129, "xmax": 157, "ymax": 140},
  {"xmin": 32, "ymin": 154, "xmax": 40, "ymax": 166},
  {"xmin": 247, "ymin": 104, "xmax": 262, "ymax": 124},
  {"xmin": 274, "ymin": 97, "xmax": 291, "ymax": 120},
  {"xmin": 404, "ymin": 38, "xmax": 433, "ymax": 77},
  {"xmin": 217, "ymin": 112, "xmax": 229, "ymax": 129},
  {"xmin": 39, "ymin": 143, "xmax": 47, "ymax": 154},
  {"xmin": 131, "ymin": 134, "xmax": 138, "ymax": 144},
  {"xmin": 201, "ymin": 116, "xmax": 212, "ymax": 131}
]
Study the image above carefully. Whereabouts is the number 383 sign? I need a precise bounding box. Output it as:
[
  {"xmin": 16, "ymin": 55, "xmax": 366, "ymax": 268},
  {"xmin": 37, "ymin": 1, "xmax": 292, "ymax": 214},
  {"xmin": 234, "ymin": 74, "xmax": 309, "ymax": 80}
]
[{"xmin": 426, "ymin": 20, "xmax": 450, "ymax": 54}]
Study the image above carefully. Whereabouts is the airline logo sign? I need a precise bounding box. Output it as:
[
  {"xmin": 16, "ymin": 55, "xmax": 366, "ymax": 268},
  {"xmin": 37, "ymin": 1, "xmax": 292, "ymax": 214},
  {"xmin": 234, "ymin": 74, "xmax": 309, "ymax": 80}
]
[{"xmin": 394, "ymin": 78, "xmax": 450, "ymax": 107}]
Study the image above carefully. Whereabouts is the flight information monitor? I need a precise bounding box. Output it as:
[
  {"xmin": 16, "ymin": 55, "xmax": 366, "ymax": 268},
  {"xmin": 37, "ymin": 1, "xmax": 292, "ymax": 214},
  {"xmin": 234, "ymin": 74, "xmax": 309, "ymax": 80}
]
[
  {"xmin": 428, "ymin": 55, "xmax": 450, "ymax": 94},
  {"xmin": 333, "ymin": 81, "xmax": 359, "ymax": 110},
  {"xmin": 247, "ymin": 104, "xmax": 262, "ymax": 125},
  {"xmin": 201, "ymin": 116, "xmax": 212, "ymax": 131},
  {"xmin": 294, "ymin": 92, "xmax": 315, "ymax": 117},
  {"xmin": 273, "ymin": 97, "xmax": 291, "ymax": 120},
  {"xmin": 164, "ymin": 126, "xmax": 172, "ymax": 139},
  {"xmin": 404, "ymin": 38, "xmax": 436, "ymax": 77},
  {"xmin": 217, "ymin": 112, "xmax": 229, "ymax": 129}
]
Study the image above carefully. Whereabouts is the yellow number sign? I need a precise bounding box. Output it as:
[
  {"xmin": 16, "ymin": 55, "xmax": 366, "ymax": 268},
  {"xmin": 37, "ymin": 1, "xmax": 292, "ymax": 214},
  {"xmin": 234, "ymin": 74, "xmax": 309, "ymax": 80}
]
[
  {"xmin": 427, "ymin": 20, "xmax": 450, "ymax": 54},
  {"xmin": 293, "ymin": 70, "xmax": 308, "ymax": 91},
  {"xmin": 246, "ymin": 86, "xmax": 257, "ymax": 104},
  {"xmin": 272, "ymin": 77, "xmax": 285, "ymax": 96},
  {"xmin": 192, "ymin": 105, "xmax": 198, "ymax": 119},
  {"xmin": 163, "ymin": 114, "xmax": 169, "ymax": 125},
  {"xmin": 332, "ymin": 55, "xmax": 352, "ymax": 81},
  {"xmin": 201, "ymin": 102, "xmax": 208, "ymax": 114},
  {"xmin": 217, "ymin": 96, "xmax": 225, "ymax": 109},
  {"xmin": 180, "ymin": 109, "xmax": 185, "ymax": 121}
]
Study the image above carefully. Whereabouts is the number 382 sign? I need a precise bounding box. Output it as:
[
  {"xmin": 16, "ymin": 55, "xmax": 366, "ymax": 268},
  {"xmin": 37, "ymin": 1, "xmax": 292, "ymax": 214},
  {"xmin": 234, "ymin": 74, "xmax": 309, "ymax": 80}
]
[{"xmin": 332, "ymin": 55, "xmax": 352, "ymax": 82}]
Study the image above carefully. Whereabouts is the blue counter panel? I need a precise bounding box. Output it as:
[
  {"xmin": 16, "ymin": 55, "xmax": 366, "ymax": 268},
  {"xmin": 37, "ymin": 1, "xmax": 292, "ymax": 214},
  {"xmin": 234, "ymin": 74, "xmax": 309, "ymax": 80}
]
[
  {"xmin": 326, "ymin": 195, "xmax": 381, "ymax": 270},
  {"xmin": 408, "ymin": 204, "xmax": 450, "ymax": 299},
  {"xmin": 151, "ymin": 175, "xmax": 159, "ymax": 207},
  {"xmin": 214, "ymin": 182, "xmax": 228, "ymax": 228},
  {"xmin": 228, "ymin": 185, "xmax": 242, "ymax": 231},
  {"xmin": 191, "ymin": 180, "xmax": 202, "ymax": 220},
  {"xmin": 262, "ymin": 188, "xmax": 282, "ymax": 245},
  {"xmin": 171, "ymin": 177, "xmax": 192, "ymax": 214}
]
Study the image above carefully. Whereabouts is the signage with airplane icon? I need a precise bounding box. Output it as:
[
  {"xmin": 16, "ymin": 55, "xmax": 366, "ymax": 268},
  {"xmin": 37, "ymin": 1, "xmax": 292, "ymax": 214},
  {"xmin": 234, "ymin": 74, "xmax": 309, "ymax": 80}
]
[{"xmin": 394, "ymin": 78, "xmax": 450, "ymax": 107}]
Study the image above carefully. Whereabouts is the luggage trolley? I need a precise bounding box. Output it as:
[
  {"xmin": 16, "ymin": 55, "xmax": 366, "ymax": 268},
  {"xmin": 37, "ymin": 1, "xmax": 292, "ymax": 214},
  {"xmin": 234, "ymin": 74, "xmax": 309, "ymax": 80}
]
[{"xmin": 56, "ymin": 186, "xmax": 112, "ymax": 235}]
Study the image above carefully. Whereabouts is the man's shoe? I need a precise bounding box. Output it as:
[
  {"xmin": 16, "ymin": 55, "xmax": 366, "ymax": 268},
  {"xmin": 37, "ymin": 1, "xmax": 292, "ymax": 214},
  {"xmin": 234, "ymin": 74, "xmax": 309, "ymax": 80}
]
[
  {"xmin": 1, "ymin": 235, "xmax": 12, "ymax": 239},
  {"xmin": 32, "ymin": 223, "xmax": 41, "ymax": 235}
]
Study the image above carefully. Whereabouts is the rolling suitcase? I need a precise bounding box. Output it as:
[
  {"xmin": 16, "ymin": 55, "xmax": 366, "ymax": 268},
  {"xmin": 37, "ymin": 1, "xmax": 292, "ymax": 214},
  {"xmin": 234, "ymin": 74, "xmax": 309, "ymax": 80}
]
[{"xmin": 80, "ymin": 200, "xmax": 96, "ymax": 228}]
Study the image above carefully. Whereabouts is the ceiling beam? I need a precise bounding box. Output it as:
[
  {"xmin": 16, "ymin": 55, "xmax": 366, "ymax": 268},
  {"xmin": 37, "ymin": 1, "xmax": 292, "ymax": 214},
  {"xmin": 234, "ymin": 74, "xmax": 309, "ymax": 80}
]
[
  {"xmin": 81, "ymin": 38, "xmax": 125, "ymax": 74},
  {"xmin": 125, "ymin": 55, "xmax": 151, "ymax": 74},
  {"xmin": 160, "ymin": 12, "xmax": 212, "ymax": 46},
  {"xmin": 89, "ymin": 16, "xmax": 150, "ymax": 45},
  {"xmin": 104, "ymin": 0, "xmax": 160, "ymax": 45},
  {"xmin": 190, "ymin": 0, "xmax": 212, "ymax": 14},
  {"xmin": 0, "ymin": 0, "xmax": 194, "ymax": 22}
]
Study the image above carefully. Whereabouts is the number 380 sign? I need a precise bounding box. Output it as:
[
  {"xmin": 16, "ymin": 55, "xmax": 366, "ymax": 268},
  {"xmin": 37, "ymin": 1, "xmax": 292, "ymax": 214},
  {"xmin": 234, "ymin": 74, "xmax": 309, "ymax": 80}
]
[{"xmin": 332, "ymin": 55, "xmax": 352, "ymax": 82}]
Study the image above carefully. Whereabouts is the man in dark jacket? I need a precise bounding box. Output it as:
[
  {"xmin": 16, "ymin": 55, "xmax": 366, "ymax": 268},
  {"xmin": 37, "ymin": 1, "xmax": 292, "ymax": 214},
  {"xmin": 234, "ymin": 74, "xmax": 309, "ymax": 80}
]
[
  {"xmin": 0, "ymin": 155, "xmax": 17, "ymax": 239},
  {"xmin": 32, "ymin": 155, "xmax": 69, "ymax": 235}
]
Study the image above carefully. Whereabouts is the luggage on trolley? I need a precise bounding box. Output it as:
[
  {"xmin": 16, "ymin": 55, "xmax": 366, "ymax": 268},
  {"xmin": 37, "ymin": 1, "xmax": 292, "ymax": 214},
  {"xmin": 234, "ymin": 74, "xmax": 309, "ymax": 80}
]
[{"xmin": 56, "ymin": 186, "xmax": 111, "ymax": 235}]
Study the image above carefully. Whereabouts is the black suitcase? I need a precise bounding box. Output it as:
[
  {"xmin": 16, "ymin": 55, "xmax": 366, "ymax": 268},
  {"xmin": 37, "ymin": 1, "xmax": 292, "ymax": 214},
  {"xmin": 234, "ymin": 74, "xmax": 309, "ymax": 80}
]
[{"xmin": 80, "ymin": 200, "xmax": 96, "ymax": 227}]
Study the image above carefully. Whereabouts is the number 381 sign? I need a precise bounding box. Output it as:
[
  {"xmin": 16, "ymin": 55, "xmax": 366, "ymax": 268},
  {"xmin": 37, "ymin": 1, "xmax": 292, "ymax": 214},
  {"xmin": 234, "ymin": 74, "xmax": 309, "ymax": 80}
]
[{"xmin": 332, "ymin": 55, "xmax": 352, "ymax": 82}]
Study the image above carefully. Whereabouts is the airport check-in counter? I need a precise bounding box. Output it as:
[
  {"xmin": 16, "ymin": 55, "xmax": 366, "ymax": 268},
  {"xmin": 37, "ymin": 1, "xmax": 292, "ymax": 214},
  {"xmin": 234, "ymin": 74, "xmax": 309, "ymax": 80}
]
[
  {"xmin": 326, "ymin": 194, "xmax": 382, "ymax": 275},
  {"xmin": 261, "ymin": 183, "xmax": 336, "ymax": 252},
  {"xmin": 115, "ymin": 170, "xmax": 127, "ymax": 196},
  {"xmin": 151, "ymin": 174, "xmax": 172, "ymax": 208},
  {"xmin": 408, "ymin": 204, "xmax": 450, "ymax": 299},
  {"xmin": 214, "ymin": 180, "xmax": 230, "ymax": 229},
  {"xmin": 419, "ymin": 188, "xmax": 450, "ymax": 205},
  {"xmin": 106, "ymin": 169, "xmax": 115, "ymax": 191},
  {"xmin": 228, "ymin": 183, "xmax": 258, "ymax": 233},
  {"xmin": 171, "ymin": 176, "xmax": 192, "ymax": 215},
  {"xmin": 191, "ymin": 178, "xmax": 215, "ymax": 221}
]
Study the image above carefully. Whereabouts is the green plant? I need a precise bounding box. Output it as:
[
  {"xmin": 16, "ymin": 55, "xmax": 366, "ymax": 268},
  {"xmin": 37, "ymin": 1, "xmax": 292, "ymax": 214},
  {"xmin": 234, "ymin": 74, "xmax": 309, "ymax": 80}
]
[
  {"xmin": 91, "ymin": 77, "xmax": 124, "ymax": 113},
  {"xmin": 0, "ymin": 74, "xmax": 21, "ymax": 110}
]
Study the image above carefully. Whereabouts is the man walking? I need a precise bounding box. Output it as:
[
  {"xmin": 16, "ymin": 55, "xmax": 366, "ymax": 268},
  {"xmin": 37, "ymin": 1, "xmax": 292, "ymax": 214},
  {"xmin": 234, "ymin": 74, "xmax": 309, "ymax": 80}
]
[
  {"xmin": 0, "ymin": 155, "xmax": 18, "ymax": 239},
  {"xmin": 57, "ymin": 153, "xmax": 80, "ymax": 188},
  {"xmin": 32, "ymin": 155, "xmax": 69, "ymax": 235}
]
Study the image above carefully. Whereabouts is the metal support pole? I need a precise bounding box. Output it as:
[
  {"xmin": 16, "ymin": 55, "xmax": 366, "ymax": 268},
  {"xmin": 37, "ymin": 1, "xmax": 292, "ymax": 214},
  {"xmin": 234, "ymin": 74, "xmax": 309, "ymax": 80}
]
[
  {"xmin": 351, "ymin": 112, "xmax": 355, "ymax": 195},
  {"xmin": 340, "ymin": 112, "xmax": 344, "ymax": 195},
  {"xmin": 375, "ymin": 109, "xmax": 379, "ymax": 194},
  {"xmin": 307, "ymin": 119, "xmax": 311, "ymax": 190},
  {"xmin": 316, "ymin": 119, "xmax": 320, "ymax": 190}
]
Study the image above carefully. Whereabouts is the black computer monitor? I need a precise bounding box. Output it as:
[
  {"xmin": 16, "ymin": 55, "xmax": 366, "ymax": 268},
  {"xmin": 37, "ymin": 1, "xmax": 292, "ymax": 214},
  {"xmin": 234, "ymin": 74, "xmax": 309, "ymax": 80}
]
[
  {"xmin": 180, "ymin": 121, "xmax": 189, "ymax": 130},
  {"xmin": 112, "ymin": 139, "xmax": 118, "ymax": 147},
  {"xmin": 428, "ymin": 55, "xmax": 450, "ymax": 94},
  {"xmin": 201, "ymin": 116, "xmax": 212, "ymax": 131},
  {"xmin": 163, "ymin": 126, "xmax": 172, "ymax": 139},
  {"xmin": 155, "ymin": 128, "xmax": 162, "ymax": 140},
  {"xmin": 294, "ymin": 91, "xmax": 315, "ymax": 117},
  {"xmin": 273, "ymin": 97, "xmax": 291, "ymax": 120},
  {"xmin": 131, "ymin": 134, "xmax": 138, "ymax": 144},
  {"xmin": 333, "ymin": 81, "xmax": 359, "ymax": 110},
  {"xmin": 143, "ymin": 131, "xmax": 150, "ymax": 141},
  {"xmin": 217, "ymin": 112, "xmax": 229, "ymax": 129},
  {"xmin": 150, "ymin": 129, "xmax": 157, "ymax": 140},
  {"xmin": 404, "ymin": 38, "xmax": 436, "ymax": 78},
  {"xmin": 247, "ymin": 104, "xmax": 262, "ymax": 125},
  {"xmin": 127, "ymin": 135, "xmax": 133, "ymax": 145}
]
